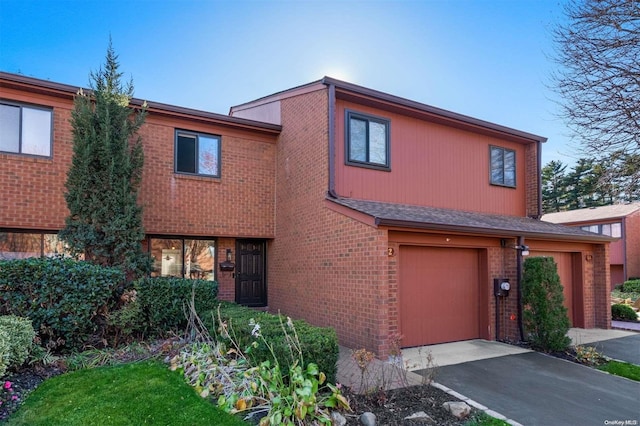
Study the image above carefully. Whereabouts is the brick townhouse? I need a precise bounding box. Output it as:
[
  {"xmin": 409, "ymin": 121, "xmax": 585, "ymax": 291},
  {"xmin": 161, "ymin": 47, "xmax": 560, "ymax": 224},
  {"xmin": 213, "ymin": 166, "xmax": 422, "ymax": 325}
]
[{"xmin": 1, "ymin": 72, "xmax": 612, "ymax": 356}]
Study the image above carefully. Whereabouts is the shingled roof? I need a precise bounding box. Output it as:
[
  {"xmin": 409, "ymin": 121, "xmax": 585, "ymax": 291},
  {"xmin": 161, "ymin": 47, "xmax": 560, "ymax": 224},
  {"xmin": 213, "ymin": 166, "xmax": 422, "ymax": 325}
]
[
  {"xmin": 542, "ymin": 203, "xmax": 640, "ymax": 224},
  {"xmin": 330, "ymin": 197, "xmax": 613, "ymax": 242}
]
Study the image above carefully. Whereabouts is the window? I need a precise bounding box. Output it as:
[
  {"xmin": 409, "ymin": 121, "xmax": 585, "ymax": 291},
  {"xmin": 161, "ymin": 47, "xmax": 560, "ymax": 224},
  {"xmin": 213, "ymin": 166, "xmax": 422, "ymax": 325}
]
[
  {"xmin": 346, "ymin": 110, "xmax": 390, "ymax": 169},
  {"xmin": 582, "ymin": 222, "xmax": 622, "ymax": 237},
  {"xmin": 175, "ymin": 130, "xmax": 220, "ymax": 177},
  {"xmin": 149, "ymin": 237, "xmax": 217, "ymax": 280},
  {"xmin": 0, "ymin": 102, "xmax": 52, "ymax": 157},
  {"xmin": 0, "ymin": 231, "xmax": 71, "ymax": 259},
  {"xmin": 490, "ymin": 146, "xmax": 516, "ymax": 187}
]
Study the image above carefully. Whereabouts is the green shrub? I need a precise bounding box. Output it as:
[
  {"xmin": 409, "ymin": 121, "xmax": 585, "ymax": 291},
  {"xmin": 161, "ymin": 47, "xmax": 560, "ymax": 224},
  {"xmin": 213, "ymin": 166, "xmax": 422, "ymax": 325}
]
[
  {"xmin": 522, "ymin": 257, "xmax": 571, "ymax": 352},
  {"xmin": 0, "ymin": 257, "xmax": 123, "ymax": 352},
  {"xmin": 622, "ymin": 279, "xmax": 640, "ymax": 293},
  {"xmin": 132, "ymin": 277, "xmax": 218, "ymax": 337},
  {"xmin": 0, "ymin": 315, "xmax": 35, "ymax": 374},
  {"xmin": 611, "ymin": 303, "xmax": 638, "ymax": 321},
  {"xmin": 211, "ymin": 302, "xmax": 339, "ymax": 383}
]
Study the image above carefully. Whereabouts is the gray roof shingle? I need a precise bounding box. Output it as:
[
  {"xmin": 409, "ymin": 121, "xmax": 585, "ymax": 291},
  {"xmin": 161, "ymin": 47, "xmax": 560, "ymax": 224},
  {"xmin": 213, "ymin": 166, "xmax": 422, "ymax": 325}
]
[{"xmin": 330, "ymin": 197, "xmax": 613, "ymax": 242}]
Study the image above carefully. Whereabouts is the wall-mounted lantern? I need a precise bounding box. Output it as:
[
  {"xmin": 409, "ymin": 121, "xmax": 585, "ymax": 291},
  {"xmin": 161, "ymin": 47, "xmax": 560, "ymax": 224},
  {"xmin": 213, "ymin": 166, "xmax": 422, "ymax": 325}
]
[{"xmin": 219, "ymin": 248, "xmax": 235, "ymax": 271}]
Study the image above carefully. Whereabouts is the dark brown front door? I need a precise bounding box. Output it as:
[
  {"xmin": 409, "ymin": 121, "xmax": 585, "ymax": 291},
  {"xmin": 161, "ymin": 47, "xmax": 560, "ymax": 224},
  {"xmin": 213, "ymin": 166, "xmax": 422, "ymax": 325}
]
[{"xmin": 235, "ymin": 239, "xmax": 267, "ymax": 307}]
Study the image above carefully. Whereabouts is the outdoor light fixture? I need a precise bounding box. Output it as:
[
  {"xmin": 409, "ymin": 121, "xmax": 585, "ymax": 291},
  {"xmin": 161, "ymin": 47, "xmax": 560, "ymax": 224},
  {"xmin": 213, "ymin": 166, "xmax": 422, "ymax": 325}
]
[
  {"xmin": 219, "ymin": 248, "xmax": 235, "ymax": 272},
  {"xmin": 514, "ymin": 245, "xmax": 530, "ymax": 256}
]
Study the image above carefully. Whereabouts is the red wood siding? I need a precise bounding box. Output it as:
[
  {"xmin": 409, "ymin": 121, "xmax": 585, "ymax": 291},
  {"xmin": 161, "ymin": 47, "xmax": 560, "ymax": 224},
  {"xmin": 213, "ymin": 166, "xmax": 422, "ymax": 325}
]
[
  {"xmin": 334, "ymin": 99, "xmax": 529, "ymax": 216},
  {"xmin": 399, "ymin": 246, "xmax": 480, "ymax": 347}
]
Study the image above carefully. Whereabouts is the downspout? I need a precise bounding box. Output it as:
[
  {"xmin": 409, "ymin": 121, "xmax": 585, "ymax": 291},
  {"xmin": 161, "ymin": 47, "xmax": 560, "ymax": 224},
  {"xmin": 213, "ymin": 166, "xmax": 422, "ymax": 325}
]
[
  {"xmin": 327, "ymin": 82, "xmax": 338, "ymax": 198},
  {"xmin": 517, "ymin": 236, "xmax": 525, "ymax": 341}
]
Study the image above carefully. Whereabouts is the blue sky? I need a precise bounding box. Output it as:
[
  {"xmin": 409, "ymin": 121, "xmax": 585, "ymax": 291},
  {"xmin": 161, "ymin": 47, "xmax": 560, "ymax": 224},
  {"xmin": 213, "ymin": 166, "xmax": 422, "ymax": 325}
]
[{"xmin": 1, "ymin": 0, "xmax": 576, "ymax": 165}]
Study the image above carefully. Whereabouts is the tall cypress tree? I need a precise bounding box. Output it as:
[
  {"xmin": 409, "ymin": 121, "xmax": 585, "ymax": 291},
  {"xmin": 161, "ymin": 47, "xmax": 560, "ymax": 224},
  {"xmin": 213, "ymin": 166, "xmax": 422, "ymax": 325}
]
[{"xmin": 59, "ymin": 41, "xmax": 151, "ymax": 279}]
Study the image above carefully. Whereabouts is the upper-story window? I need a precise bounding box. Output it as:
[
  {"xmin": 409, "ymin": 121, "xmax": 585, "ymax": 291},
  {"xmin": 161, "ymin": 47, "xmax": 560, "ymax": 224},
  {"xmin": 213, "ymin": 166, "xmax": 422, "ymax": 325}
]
[
  {"xmin": 175, "ymin": 130, "xmax": 221, "ymax": 177},
  {"xmin": 490, "ymin": 145, "xmax": 516, "ymax": 187},
  {"xmin": 582, "ymin": 222, "xmax": 622, "ymax": 238},
  {"xmin": 0, "ymin": 102, "xmax": 52, "ymax": 157},
  {"xmin": 346, "ymin": 110, "xmax": 390, "ymax": 170}
]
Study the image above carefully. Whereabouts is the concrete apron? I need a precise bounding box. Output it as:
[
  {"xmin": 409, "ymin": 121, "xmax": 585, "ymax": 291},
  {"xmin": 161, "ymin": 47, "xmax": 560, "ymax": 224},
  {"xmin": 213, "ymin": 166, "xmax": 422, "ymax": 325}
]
[{"xmin": 401, "ymin": 328, "xmax": 638, "ymax": 370}]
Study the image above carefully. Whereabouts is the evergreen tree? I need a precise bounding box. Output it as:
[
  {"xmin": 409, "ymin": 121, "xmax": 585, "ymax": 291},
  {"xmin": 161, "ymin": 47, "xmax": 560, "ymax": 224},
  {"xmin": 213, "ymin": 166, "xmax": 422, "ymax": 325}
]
[
  {"xmin": 522, "ymin": 257, "xmax": 571, "ymax": 352},
  {"xmin": 541, "ymin": 160, "xmax": 568, "ymax": 213},
  {"xmin": 59, "ymin": 42, "xmax": 151, "ymax": 279},
  {"xmin": 565, "ymin": 158, "xmax": 601, "ymax": 210}
]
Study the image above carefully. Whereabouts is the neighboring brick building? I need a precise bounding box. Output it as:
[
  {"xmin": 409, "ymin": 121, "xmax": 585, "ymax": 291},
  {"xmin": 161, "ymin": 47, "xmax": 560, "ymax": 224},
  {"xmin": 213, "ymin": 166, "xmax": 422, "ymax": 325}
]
[
  {"xmin": 0, "ymin": 72, "xmax": 280, "ymax": 304},
  {"xmin": 543, "ymin": 203, "xmax": 640, "ymax": 288},
  {"xmin": 1, "ymin": 72, "xmax": 613, "ymax": 356}
]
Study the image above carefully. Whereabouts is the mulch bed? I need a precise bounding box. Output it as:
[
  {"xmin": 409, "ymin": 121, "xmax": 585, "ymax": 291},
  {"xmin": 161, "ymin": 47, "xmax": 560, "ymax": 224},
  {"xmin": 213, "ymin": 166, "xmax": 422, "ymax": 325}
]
[{"xmin": 342, "ymin": 384, "xmax": 476, "ymax": 425}]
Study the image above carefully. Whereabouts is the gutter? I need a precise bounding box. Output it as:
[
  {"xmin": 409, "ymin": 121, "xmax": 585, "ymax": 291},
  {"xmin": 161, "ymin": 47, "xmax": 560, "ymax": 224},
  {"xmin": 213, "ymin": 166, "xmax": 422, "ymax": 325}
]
[
  {"xmin": 373, "ymin": 218, "xmax": 615, "ymax": 243},
  {"xmin": 326, "ymin": 81, "xmax": 338, "ymax": 198},
  {"xmin": 517, "ymin": 236, "xmax": 525, "ymax": 341}
]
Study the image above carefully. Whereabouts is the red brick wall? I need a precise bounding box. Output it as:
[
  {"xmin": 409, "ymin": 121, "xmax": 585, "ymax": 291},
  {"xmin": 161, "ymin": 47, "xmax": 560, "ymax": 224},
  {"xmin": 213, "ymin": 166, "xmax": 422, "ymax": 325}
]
[
  {"xmin": 138, "ymin": 115, "xmax": 276, "ymax": 238},
  {"xmin": 268, "ymin": 88, "xmax": 393, "ymax": 355},
  {"xmin": 0, "ymin": 90, "xmax": 73, "ymax": 230},
  {"xmin": 525, "ymin": 142, "xmax": 540, "ymax": 218},
  {"xmin": 593, "ymin": 244, "xmax": 611, "ymax": 328},
  {"xmin": 0, "ymin": 87, "xmax": 278, "ymax": 240}
]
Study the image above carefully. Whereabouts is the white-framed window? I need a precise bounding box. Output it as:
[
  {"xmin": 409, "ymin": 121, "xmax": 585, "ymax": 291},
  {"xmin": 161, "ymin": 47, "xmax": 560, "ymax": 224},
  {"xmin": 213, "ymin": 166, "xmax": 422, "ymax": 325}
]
[
  {"xmin": 0, "ymin": 102, "xmax": 53, "ymax": 157},
  {"xmin": 490, "ymin": 145, "xmax": 516, "ymax": 187},
  {"xmin": 346, "ymin": 110, "xmax": 390, "ymax": 170},
  {"xmin": 175, "ymin": 130, "xmax": 220, "ymax": 177}
]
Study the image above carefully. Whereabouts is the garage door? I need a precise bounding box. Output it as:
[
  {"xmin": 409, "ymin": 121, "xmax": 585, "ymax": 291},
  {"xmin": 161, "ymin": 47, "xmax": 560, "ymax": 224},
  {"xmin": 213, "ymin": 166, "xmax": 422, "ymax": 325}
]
[
  {"xmin": 399, "ymin": 246, "xmax": 480, "ymax": 347},
  {"xmin": 528, "ymin": 252, "xmax": 574, "ymax": 324}
]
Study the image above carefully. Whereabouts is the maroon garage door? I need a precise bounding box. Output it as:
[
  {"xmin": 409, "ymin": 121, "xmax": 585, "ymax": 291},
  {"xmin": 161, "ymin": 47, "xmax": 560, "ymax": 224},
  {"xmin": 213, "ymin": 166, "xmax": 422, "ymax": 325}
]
[{"xmin": 399, "ymin": 246, "xmax": 480, "ymax": 347}]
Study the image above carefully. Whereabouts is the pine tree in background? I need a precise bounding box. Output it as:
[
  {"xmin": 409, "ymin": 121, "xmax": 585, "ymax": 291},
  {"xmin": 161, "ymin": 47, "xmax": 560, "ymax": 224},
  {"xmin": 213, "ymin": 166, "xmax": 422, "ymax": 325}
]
[
  {"xmin": 541, "ymin": 160, "xmax": 568, "ymax": 213},
  {"xmin": 59, "ymin": 41, "xmax": 151, "ymax": 280}
]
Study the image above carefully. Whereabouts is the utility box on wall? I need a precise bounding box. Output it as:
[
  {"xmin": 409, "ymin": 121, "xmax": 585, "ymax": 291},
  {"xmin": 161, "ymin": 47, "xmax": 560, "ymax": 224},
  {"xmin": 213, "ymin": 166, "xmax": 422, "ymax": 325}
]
[{"xmin": 494, "ymin": 278, "xmax": 510, "ymax": 297}]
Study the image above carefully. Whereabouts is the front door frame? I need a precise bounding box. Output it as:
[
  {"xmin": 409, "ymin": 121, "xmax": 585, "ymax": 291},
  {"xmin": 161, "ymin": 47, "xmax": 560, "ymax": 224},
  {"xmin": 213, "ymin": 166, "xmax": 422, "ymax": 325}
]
[{"xmin": 235, "ymin": 239, "xmax": 267, "ymax": 307}]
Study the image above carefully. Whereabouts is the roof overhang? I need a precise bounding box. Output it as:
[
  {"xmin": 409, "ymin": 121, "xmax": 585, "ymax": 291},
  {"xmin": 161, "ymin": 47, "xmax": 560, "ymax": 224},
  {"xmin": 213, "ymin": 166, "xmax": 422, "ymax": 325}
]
[
  {"xmin": 328, "ymin": 197, "xmax": 615, "ymax": 243},
  {"xmin": 0, "ymin": 72, "xmax": 282, "ymax": 136},
  {"xmin": 321, "ymin": 77, "xmax": 547, "ymax": 145}
]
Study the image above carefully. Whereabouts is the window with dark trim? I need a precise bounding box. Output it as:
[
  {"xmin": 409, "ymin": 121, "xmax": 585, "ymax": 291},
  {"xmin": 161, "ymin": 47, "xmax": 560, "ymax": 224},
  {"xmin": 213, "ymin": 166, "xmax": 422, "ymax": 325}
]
[
  {"xmin": 148, "ymin": 237, "xmax": 217, "ymax": 281},
  {"xmin": 0, "ymin": 101, "xmax": 53, "ymax": 157},
  {"xmin": 490, "ymin": 145, "xmax": 516, "ymax": 187},
  {"xmin": 0, "ymin": 231, "xmax": 71, "ymax": 259},
  {"xmin": 175, "ymin": 130, "xmax": 221, "ymax": 177},
  {"xmin": 346, "ymin": 110, "xmax": 390, "ymax": 170},
  {"xmin": 581, "ymin": 222, "xmax": 621, "ymax": 237}
]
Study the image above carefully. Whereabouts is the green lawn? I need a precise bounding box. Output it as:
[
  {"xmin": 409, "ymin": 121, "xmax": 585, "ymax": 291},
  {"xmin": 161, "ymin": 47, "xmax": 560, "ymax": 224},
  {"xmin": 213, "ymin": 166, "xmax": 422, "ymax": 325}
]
[
  {"xmin": 6, "ymin": 361, "xmax": 247, "ymax": 426},
  {"xmin": 597, "ymin": 360, "xmax": 640, "ymax": 382}
]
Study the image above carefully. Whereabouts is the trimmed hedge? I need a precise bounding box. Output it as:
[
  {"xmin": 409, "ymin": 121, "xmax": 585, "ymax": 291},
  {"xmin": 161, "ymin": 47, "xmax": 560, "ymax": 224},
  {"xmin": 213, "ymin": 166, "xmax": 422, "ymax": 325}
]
[
  {"xmin": 133, "ymin": 277, "xmax": 219, "ymax": 337},
  {"xmin": 210, "ymin": 302, "xmax": 339, "ymax": 384},
  {"xmin": 611, "ymin": 304, "xmax": 638, "ymax": 322},
  {"xmin": 0, "ymin": 257, "xmax": 123, "ymax": 352},
  {"xmin": 621, "ymin": 279, "xmax": 640, "ymax": 293}
]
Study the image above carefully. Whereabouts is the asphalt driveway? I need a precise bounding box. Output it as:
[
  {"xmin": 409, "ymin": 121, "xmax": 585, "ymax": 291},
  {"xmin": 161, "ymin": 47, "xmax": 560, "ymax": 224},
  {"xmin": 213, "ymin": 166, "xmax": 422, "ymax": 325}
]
[
  {"xmin": 587, "ymin": 334, "xmax": 640, "ymax": 365},
  {"xmin": 418, "ymin": 351, "xmax": 640, "ymax": 425}
]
